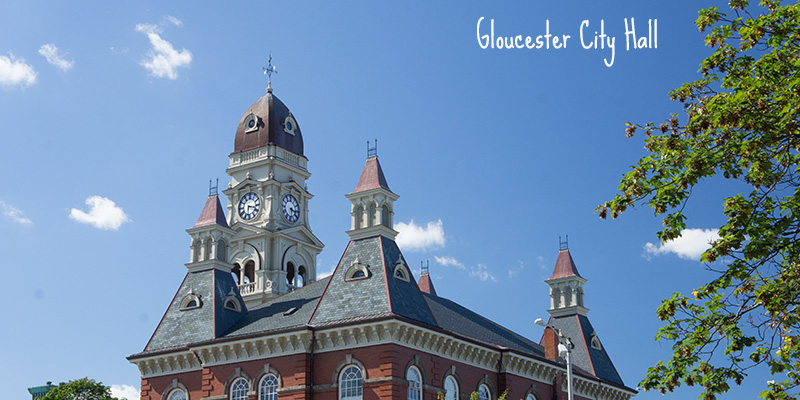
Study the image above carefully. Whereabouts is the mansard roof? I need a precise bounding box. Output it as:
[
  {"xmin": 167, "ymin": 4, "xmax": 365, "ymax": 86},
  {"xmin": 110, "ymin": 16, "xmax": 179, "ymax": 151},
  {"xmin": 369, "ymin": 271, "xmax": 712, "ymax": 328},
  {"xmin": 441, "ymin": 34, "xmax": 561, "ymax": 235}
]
[
  {"xmin": 351, "ymin": 156, "xmax": 392, "ymax": 194},
  {"xmin": 144, "ymin": 269, "xmax": 246, "ymax": 352},
  {"xmin": 547, "ymin": 314, "xmax": 625, "ymax": 386},
  {"xmin": 192, "ymin": 194, "xmax": 230, "ymax": 229}
]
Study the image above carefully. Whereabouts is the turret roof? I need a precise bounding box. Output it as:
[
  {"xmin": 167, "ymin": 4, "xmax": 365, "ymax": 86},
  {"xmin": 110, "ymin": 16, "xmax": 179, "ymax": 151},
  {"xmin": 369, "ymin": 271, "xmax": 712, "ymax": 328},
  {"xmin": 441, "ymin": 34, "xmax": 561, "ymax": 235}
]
[
  {"xmin": 548, "ymin": 248, "xmax": 583, "ymax": 280},
  {"xmin": 352, "ymin": 156, "xmax": 392, "ymax": 194},
  {"xmin": 193, "ymin": 194, "xmax": 229, "ymax": 229}
]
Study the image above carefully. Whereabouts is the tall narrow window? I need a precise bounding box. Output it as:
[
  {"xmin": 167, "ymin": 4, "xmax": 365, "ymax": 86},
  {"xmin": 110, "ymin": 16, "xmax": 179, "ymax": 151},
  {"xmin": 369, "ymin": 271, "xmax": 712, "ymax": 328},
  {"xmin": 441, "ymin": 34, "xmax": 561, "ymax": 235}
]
[
  {"xmin": 444, "ymin": 376, "xmax": 458, "ymax": 400},
  {"xmin": 259, "ymin": 374, "xmax": 278, "ymax": 400},
  {"xmin": 406, "ymin": 366, "xmax": 422, "ymax": 400},
  {"xmin": 230, "ymin": 378, "xmax": 249, "ymax": 400},
  {"xmin": 478, "ymin": 384, "xmax": 491, "ymax": 400},
  {"xmin": 339, "ymin": 365, "xmax": 363, "ymax": 400}
]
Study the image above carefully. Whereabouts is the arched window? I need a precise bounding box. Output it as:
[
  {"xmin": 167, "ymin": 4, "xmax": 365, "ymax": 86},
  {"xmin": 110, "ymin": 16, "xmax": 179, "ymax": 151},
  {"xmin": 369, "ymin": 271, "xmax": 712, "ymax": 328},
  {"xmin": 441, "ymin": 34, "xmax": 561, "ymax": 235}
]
[
  {"xmin": 296, "ymin": 266, "xmax": 306, "ymax": 288},
  {"xmin": 244, "ymin": 260, "xmax": 256, "ymax": 283},
  {"xmin": 230, "ymin": 378, "xmax": 249, "ymax": 400},
  {"xmin": 354, "ymin": 205, "xmax": 364, "ymax": 229},
  {"xmin": 444, "ymin": 376, "xmax": 458, "ymax": 400},
  {"xmin": 217, "ymin": 240, "xmax": 227, "ymax": 262},
  {"xmin": 406, "ymin": 366, "xmax": 422, "ymax": 400},
  {"xmin": 526, "ymin": 394, "xmax": 539, "ymax": 400},
  {"xmin": 478, "ymin": 384, "xmax": 491, "ymax": 400},
  {"xmin": 339, "ymin": 365, "xmax": 363, "ymax": 400},
  {"xmin": 367, "ymin": 203, "xmax": 376, "ymax": 227},
  {"xmin": 287, "ymin": 262, "xmax": 296, "ymax": 287},
  {"xmin": 381, "ymin": 204, "xmax": 390, "ymax": 227},
  {"xmin": 259, "ymin": 374, "xmax": 278, "ymax": 400},
  {"xmin": 167, "ymin": 389, "xmax": 186, "ymax": 400},
  {"xmin": 192, "ymin": 240, "xmax": 202, "ymax": 263},
  {"xmin": 232, "ymin": 263, "xmax": 241, "ymax": 285}
]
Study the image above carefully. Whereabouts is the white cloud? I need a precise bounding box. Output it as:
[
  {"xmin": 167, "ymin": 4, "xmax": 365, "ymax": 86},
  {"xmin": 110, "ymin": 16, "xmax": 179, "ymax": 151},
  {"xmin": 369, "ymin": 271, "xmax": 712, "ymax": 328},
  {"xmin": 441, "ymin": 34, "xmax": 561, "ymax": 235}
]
[
  {"xmin": 0, "ymin": 53, "xmax": 36, "ymax": 88},
  {"xmin": 644, "ymin": 228, "xmax": 721, "ymax": 261},
  {"xmin": 38, "ymin": 43, "xmax": 74, "ymax": 71},
  {"xmin": 0, "ymin": 200, "xmax": 32, "ymax": 225},
  {"xmin": 135, "ymin": 23, "xmax": 192, "ymax": 79},
  {"xmin": 317, "ymin": 263, "xmax": 337, "ymax": 279},
  {"xmin": 110, "ymin": 384, "xmax": 140, "ymax": 400},
  {"xmin": 69, "ymin": 196, "xmax": 131, "ymax": 230},
  {"xmin": 435, "ymin": 256, "xmax": 497, "ymax": 282},
  {"xmin": 471, "ymin": 264, "xmax": 498, "ymax": 282},
  {"xmin": 508, "ymin": 260, "xmax": 525, "ymax": 278},
  {"xmin": 165, "ymin": 15, "xmax": 183, "ymax": 26},
  {"xmin": 395, "ymin": 219, "xmax": 445, "ymax": 251},
  {"xmin": 434, "ymin": 256, "xmax": 465, "ymax": 269}
]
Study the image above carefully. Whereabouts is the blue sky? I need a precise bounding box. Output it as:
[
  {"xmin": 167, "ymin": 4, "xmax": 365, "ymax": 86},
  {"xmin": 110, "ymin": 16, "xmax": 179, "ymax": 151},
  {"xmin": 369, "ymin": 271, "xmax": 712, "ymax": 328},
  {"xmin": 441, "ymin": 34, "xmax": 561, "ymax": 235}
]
[{"xmin": 0, "ymin": 2, "xmax": 766, "ymax": 399}]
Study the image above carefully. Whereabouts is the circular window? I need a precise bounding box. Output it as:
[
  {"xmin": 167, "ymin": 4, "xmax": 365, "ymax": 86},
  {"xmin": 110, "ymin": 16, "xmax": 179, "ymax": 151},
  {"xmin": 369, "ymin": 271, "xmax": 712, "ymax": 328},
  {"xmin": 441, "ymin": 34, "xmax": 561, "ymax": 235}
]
[
  {"xmin": 285, "ymin": 121, "xmax": 293, "ymax": 131},
  {"xmin": 248, "ymin": 119, "xmax": 256, "ymax": 128}
]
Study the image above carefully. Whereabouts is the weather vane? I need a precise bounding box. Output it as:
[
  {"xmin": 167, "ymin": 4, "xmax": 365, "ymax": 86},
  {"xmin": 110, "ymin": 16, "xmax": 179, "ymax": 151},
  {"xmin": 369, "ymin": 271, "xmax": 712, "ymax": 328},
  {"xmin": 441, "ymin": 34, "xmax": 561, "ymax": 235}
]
[{"xmin": 263, "ymin": 52, "xmax": 277, "ymax": 92}]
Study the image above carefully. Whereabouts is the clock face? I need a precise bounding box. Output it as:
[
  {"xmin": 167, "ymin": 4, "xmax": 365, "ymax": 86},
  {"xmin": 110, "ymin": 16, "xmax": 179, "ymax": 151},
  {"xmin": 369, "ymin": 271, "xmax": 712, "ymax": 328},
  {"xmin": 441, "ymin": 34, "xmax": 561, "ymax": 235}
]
[
  {"xmin": 281, "ymin": 194, "xmax": 300, "ymax": 223},
  {"xmin": 238, "ymin": 192, "xmax": 261, "ymax": 221}
]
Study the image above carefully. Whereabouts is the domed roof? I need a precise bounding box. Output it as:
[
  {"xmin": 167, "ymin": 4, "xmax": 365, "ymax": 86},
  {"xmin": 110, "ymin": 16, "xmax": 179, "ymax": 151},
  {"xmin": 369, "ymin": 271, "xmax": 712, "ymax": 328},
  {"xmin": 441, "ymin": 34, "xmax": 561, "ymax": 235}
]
[{"xmin": 233, "ymin": 91, "xmax": 304, "ymax": 156}]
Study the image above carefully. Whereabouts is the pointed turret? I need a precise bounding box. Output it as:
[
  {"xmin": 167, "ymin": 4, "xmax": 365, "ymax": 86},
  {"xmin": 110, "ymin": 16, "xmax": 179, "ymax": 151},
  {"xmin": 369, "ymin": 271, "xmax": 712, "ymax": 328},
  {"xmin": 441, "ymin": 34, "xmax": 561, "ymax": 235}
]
[
  {"xmin": 345, "ymin": 150, "xmax": 399, "ymax": 241},
  {"xmin": 186, "ymin": 194, "xmax": 236, "ymax": 273},
  {"xmin": 545, "ymin": 244, "xmax": 588, "ymax": 317},
  {"xmin": 539, "ymin": 241, "xmax": 625, "ymax": 386},
  {"xmin": 417, "ymin": 262, "xmax": 437, "ymax": 296}
]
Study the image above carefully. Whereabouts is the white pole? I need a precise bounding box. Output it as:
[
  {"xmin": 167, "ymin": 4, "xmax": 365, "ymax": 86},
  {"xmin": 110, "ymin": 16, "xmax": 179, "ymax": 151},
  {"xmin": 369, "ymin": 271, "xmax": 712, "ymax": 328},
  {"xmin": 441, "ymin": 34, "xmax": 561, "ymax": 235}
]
[{"xmin": 566, "ymin": 344, "xmax": 574, "ymax": 400}]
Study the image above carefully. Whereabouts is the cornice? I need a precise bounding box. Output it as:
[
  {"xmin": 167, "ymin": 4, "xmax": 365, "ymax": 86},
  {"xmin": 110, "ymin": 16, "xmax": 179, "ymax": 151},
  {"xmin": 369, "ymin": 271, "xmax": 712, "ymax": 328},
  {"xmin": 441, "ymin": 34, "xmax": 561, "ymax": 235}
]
[{"xmin": 129, "ymin": 320, "xmax": 636, "ymax": 399}]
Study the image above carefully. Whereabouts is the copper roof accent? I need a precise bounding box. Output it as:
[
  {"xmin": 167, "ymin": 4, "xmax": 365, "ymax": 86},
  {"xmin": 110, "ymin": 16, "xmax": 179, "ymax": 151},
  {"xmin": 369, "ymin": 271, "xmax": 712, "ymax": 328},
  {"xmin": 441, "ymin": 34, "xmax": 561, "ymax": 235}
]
[
  {"xmin": 548, "ymin": 248, "xmax": 583, "ymax": 280},
  {"xmin": 233, "ymin": 91, "xmax": 304, "ymax": 156},
  {"xmin": 417, "ymin": 273, "xmax": 437, "ymax": 296},
  {"xmin": 193, "ymin": 194, "xmax": 230, "ymax": 229},
  {"xmin": 352, "ymin": 156, "xmax": 392, "ymax": 194}
]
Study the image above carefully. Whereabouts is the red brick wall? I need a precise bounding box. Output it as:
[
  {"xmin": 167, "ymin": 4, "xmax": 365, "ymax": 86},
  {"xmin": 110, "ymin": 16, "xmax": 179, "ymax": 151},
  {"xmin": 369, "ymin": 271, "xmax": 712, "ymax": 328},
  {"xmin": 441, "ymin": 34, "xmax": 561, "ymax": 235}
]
[{"xmin": 139, "ymin": 343, "xmax": 563, "ymax": 400}]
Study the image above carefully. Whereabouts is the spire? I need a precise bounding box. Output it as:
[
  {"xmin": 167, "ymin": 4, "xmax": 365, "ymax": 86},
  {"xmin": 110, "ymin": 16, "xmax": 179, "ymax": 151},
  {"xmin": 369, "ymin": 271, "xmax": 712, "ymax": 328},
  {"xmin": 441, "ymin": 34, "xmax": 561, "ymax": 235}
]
[
  {"xmin": 193, "ymin": 194, "xmax": 230, "ymax": 229},
  {"xmin": 548, "ymin": 248, "xmax": 582, "ymax": 280},
  {"xmin": 545, "ymin": 240, "xmax": 588, "ymax": 317},
  {"xmin": 352, "ymin": 156, "xmax": 392, "ymax": 194}
]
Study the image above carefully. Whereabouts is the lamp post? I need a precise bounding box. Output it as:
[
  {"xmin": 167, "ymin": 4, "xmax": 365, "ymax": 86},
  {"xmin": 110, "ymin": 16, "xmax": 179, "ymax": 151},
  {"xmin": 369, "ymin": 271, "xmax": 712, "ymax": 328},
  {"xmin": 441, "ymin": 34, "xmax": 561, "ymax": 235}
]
[{"xmin": 535, "ymin": 318, "xmax": 574, "ymax": 400}]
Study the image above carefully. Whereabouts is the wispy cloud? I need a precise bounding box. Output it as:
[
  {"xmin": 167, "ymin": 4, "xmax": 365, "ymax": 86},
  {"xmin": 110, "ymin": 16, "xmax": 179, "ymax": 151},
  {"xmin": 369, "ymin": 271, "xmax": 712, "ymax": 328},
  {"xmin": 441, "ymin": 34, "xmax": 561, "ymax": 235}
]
[
  {"xmin": 165, "ymin": 15, "xmax": 183, "ymax": 27},
  {"xmin": 0, "ymin": 53, "xmax": 36, "ymax": 88},
  {"xmin": 395, "ymin": 219, "xmax": 445, "ymax": 252},
  {"xmin": 135, "ymin": 22, "xmax": 192, "ymax": 79},
  {"xmin": 0, "ymin": 200, "xmax": 32, "ymax": 225},
  {"xmin": 508, "ymin": 260, "xmax": 525, "ymax": 278},
  {"xmin": 38, "ymin": 43, "xmax": 74, "ymax": 71},
  {"xmin": 644, "ymin": 228, "xmax": 720, "ymax": 261},
  {"xmin": 317, "ymin": 263, "xmax": 337, "ymax": 279},
  {"xmin": 434, "ymin": 256, "xmax": 497, "ymax": 282},
  {"xmin": 110, "ymin": 384, "xmax": 140, "ymax": 400},
  {"xmin": 69, "ymin": 196, "xmax": 131, "ymax": 230}
]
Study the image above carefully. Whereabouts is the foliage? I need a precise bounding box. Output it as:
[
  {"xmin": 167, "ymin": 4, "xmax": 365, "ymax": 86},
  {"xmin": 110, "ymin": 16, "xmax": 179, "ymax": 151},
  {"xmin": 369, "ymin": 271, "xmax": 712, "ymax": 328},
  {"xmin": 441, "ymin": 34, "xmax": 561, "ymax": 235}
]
[
  {"xmin": 596, "ymin": 1, "xmax": 800, "ymax": 399},
  {"xmin": 41, "ymin": 378, "xmax": 118, "ymax": 400}
]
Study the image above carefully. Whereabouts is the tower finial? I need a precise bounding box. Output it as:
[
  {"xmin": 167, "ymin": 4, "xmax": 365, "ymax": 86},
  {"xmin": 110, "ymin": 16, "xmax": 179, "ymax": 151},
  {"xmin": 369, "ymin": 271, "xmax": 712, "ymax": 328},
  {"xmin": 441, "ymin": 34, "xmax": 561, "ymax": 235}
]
[
  {"xmin": 559, "ymin": 235, "xmax": 569, "ymax": 250},
  {"xmin": 421, "ymin": 260, "xmax": 429, "ymax": 275},
  {"xmin": 263, "ymin": 52, "xmax": 277, "ymax": 93},
  {"xmin": 209, "ymin": 178, "xmax": 219, "ymax": 196},
  {"xmin": 367, "ymin": 139, "xmax": 378, "ymax": 158}
]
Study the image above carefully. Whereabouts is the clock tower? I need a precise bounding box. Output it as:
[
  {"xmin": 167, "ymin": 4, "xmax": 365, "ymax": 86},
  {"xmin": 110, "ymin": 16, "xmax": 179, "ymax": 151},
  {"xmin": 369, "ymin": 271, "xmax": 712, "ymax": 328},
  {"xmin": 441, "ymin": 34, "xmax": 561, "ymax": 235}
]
[{"xmin": 222, "ymin": 84, "xmax": 323, "ymax": 307}]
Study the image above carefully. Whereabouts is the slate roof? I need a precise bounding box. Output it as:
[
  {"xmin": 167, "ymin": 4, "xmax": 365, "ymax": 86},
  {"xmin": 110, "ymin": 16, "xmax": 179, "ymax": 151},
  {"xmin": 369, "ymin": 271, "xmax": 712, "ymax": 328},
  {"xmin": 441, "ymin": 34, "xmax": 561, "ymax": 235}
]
[
  {"xmin": 145, "ymin": 269, "xmax": 246, "ymax": 352},
  {"xmin": 311, "ymin": 236, "xmax": 436, "ymax": 326},
  {"xmin": 352, "ymin": 156, "xmax": 392, "ymax": 194},
  {"xmin": 193, "ymin": 194, "xmax": 230, "ymax": 229},
  {"xmin": 423, "ymin": 293, "xmax": 544, "ymax": 356},
  {"xmin": 548, "ymin": 314, "xmax": 624, "ymax": 386}
]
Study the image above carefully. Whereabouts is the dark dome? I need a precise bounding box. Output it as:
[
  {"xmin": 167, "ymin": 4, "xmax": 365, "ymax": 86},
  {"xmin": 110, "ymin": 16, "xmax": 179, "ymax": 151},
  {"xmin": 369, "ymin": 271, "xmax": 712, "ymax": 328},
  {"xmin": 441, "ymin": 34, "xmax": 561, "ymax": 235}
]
[{"xmin": 233, "ymin": 91, "xmax": 304, "ymax": 156}]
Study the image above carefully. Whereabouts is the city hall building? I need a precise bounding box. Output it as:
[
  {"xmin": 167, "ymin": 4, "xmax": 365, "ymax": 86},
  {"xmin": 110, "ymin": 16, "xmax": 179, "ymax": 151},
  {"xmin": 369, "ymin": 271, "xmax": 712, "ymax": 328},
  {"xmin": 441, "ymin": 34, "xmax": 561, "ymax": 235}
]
[{"xmin": 127, "ymin": 82, "xmax": 637, "ymax": 400}]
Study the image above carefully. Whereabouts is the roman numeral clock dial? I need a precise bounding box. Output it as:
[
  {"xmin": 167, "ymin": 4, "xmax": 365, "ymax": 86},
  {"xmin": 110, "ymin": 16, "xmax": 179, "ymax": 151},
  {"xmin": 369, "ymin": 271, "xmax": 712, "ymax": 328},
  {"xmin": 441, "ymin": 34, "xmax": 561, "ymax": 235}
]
[
  {"xmin": 282, "ymin": 194, "xmax": 300, "ymax": 223},
  {"xmin": 238, "ymin": 192, "xmax": 261, "ymax": 221}
]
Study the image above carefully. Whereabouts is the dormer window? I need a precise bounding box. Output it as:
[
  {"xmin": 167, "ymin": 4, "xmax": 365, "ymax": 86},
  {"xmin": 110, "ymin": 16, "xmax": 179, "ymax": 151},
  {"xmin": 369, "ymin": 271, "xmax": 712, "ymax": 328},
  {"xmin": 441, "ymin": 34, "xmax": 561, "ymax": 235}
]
[
  {"xmin": 591, "ymin": 333, "xmax": 602, "ymax": 350},
  {"xmin": 345, "ymin": 257, "xmax": 370, "ymax": 282},
  {"xmin": 393, "ymin": 260, "xmax": 410, "ymax": 282},
  {"xmin": 284, "ymin": 113, "xmax": 297, "ymax": 136},
  {"xmin": 244, "ymin": 113, "xmax": 260, "ymax": 133},
  {"xmin": 179, "ymin": 290, "xmax": 202, "ymax": 311},
  {"xmin": 222, "ymin": 288, "xmax": 242, "ymax": 312}
]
